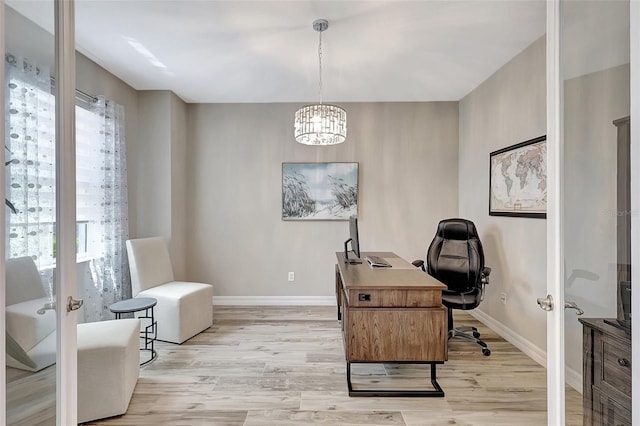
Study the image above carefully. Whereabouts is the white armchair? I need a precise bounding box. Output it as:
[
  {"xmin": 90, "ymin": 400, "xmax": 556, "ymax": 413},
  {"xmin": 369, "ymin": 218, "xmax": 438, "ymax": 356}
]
[
  {"xmin": 5, "ymin": 257, "xmax": 56, "ymax": 371},
  {"xmin": 126, "ymin": 237, "xmax": 213, "ymax": 344},
  {"xmin": 5, "ymin": 256, "xmax": 141, "ymax": 423}
]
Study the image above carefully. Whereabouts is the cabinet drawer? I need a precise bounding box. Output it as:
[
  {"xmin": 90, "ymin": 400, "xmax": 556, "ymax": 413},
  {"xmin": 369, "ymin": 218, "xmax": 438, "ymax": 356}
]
[
  {"xmin": 592, "ymin": 385, "xmax": 632, "ymax": 426},
  {"xmin": 596, "ymin": 334, "xmax": 631, "ymax": 395},
  {"xmin": 347, "ymin": 289, "xmax": 441, "ymax": 307}
]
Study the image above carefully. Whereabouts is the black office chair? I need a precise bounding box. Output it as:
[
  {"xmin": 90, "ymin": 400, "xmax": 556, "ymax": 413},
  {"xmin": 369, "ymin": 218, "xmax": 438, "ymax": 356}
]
[{"xmin": 413, "ymin": 218, "xmax": 492, "ymax": 356}]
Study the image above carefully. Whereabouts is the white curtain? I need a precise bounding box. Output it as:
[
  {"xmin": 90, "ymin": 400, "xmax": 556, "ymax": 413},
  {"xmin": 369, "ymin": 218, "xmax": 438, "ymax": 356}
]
[
  {"xmin": 80, "ymin": 96, "xmax": 130, "ymax": 322},
  {"xmin": 5, "ymin": 54, "xmax": 130, "ymax": 322},
  {"xmin": 4, "ymin": 54, "xmax": 55, "ymax": 294}
]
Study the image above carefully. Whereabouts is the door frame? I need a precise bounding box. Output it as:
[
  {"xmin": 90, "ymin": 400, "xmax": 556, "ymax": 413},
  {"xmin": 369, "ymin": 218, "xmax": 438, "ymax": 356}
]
[
  {"xmin": 0, "ymin": 1, "xmax": 79, "ymax": 424},
  {"xmin": 545, "ymin": 1, "xmax": 565, "ymax": 424},
  {"xmin": 0, "ymin": 2, "xmax": 7, "ymax": 422},
  {"xmin": 54, "ymin": 0, "xmax": 79, "ymax": 424},
  {"xmin": 547, "ymin": 1, "xmax": 640, "ymax": 424},
  {"xmin": 630, "ymin": 2, "xmax": 639, "ymax": 424}
]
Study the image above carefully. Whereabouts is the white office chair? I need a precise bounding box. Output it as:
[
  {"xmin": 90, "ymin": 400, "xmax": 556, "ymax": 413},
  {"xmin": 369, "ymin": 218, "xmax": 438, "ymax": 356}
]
[{"xmin": 126, "ymin": 237, "xmax": 214, "ymax": 344}]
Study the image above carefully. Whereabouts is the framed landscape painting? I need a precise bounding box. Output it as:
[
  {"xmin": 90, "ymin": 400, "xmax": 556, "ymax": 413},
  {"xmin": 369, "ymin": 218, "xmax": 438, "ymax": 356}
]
[
  {"xmin": 282, "ymin": 162, "xmax": 358, "ymax": 221},
  {"xmin": 489, "ymin": 135, "xmax": 547, "ymax": 218}
]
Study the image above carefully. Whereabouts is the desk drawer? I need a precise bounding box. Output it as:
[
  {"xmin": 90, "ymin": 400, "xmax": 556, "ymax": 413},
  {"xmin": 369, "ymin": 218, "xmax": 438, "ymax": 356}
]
[
  {"xmin": 596, "ymin": 333, "xmax": 631, "ymax": 395},
  {"xmin": 345, "ymin": 307, "xmax": 447, "ymax": 362},
  {"xmin": 347, "ymin": 289, "xmax": 441, "ymax": 308}
]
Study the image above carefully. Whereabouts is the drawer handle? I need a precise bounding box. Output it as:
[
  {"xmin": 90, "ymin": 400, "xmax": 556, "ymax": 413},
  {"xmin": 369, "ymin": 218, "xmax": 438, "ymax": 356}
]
[{"xmin": 617, "ymin": 358, "xmax": 630, "ymax": 367}]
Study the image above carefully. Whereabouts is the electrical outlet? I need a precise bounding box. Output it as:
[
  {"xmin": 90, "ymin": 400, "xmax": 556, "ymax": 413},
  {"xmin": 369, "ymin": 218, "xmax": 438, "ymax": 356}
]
[
  {"xmin": 499, "ymin": 292, "xmax": 507, "ymax": 305},
  {"xmin": 288, "ymin": 272, "xmax": 295, "ymax": 282}
]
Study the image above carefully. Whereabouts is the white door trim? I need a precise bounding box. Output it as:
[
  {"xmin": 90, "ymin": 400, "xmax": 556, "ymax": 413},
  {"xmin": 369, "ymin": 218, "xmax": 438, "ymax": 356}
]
[
  {"xmin": 630, "ymin": 1, "xmax": 639, "ymax": 422},
  {"xmin": 0, "ymin": 2, "xmax": 7, "ymax": 425},
  {"xmin": 546, "ymin": 1, "xmax": 565, "ymax": 424},
  {"xmin": 54, "ymin": 1, "xmax": 78, "ymax": 424}
]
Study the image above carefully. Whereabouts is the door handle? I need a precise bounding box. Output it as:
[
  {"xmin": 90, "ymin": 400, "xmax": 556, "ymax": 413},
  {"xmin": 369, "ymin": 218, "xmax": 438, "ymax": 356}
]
[
  {"xmin": 564, "ymin": 300, "xmax": 584, "ymax": 315},
  {"xmin": 67, "ymin": 296, "xmax": 84, "ymax": 312},
  {"xmin": 537, "ymin": 294, "xmax": 554, "ymax": 311}
]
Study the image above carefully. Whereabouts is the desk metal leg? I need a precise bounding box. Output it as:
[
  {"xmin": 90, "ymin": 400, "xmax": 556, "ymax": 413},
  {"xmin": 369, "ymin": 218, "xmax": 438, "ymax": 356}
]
[
  {"xmin": 138, "ymin": 306, "xmax": 158, "ymax": 366},
  {"xmin": 346, "ymin": 362, "xmax": 445, "ymax": 397}
]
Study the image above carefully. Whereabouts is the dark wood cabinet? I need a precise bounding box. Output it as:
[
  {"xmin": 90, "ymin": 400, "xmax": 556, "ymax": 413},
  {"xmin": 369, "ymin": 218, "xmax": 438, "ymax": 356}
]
[
  {"xmin": 614, "ymin": 117, "xmax": 631, "ymax": 329},
  {"xmin": 580, "ymin": 318, "xmax": 631, "ymax": 426}
]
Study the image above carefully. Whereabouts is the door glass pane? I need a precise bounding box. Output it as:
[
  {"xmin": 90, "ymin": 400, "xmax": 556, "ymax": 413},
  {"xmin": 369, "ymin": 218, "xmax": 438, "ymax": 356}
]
[
  {"xmin": 4, "ymin": 1, "xmax": 58, "ymax": 424},
  {"xmin": 561, "ymin": 0, "xmax": 631, "ymax": 424}
]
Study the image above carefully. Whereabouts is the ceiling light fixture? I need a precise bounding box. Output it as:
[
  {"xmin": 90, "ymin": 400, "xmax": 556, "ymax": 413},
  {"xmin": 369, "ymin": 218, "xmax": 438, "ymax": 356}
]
[{"xmin": 294, "ymin": 19, "xmax": 347, "ymax": 146}]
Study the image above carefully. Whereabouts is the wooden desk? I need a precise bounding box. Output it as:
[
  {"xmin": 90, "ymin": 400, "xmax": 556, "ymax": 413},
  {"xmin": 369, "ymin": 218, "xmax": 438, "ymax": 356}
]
[{"xmin": 335, "ymin": 252, "xmax": 448, "ymax": 397}]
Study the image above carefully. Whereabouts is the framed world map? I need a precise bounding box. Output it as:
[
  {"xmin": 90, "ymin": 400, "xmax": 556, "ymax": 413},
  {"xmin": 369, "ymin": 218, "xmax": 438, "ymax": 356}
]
[{"xmin": 489, "ymin": 136, "xmax": 547, "ymax": 218}]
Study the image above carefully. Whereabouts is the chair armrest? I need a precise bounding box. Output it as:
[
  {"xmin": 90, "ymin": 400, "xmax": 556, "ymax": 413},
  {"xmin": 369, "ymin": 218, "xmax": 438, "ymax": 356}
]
[
  {"xmin": 412, "ymin": 260, "xmax": 425, "ymax": 271},
  {"xmin": 480, "ymin": 267, "xmax": 491, "ymax": 286}
]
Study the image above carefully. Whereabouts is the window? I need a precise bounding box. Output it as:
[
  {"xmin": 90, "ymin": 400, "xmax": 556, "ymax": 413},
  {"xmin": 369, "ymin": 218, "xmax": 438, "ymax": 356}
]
[
  {"xmin": 6, "ymin": 74, "xmax": 110, "ymax": 267},
  {"xmin": 6, "ymin": 55, "xmax": 129, "ymax": 321}
]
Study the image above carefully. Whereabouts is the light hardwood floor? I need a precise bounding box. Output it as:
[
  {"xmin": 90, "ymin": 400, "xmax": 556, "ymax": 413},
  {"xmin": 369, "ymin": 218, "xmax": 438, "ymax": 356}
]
[{"xmin": 8, "ymin": 306, "xmax": 583, "ymax": 425}]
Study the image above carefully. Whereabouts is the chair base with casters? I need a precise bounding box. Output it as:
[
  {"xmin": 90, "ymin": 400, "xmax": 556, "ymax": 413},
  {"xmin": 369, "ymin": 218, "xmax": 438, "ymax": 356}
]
[{"xmin": 445, "ymin": 306, "xmax": 491, "ymax": 356}]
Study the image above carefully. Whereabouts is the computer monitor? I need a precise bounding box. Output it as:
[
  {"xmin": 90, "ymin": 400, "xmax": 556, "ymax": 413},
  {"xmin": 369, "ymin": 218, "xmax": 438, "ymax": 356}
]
[{"xmin": 344, "ymin": 215, "xmax": 362, "ymax": 264}]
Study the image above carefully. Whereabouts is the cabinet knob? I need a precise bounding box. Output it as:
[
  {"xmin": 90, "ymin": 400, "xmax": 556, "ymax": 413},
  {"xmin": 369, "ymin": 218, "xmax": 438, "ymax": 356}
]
[{"xmin": 617, "ymin": 358, "xmax": 630, "ymax": 367}]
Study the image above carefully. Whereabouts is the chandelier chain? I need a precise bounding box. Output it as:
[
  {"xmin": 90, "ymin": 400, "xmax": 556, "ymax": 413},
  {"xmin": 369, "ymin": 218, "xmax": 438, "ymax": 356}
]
[{"xmin": 318, "ymin": 29, "xmax": 323, "ymax": 105}]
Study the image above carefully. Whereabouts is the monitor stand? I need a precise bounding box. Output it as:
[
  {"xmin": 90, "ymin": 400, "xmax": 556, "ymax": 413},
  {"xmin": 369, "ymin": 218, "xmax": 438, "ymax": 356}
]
[{"xmin": 344, "ymin": 240, "xmax": 362, "ymax": 264}]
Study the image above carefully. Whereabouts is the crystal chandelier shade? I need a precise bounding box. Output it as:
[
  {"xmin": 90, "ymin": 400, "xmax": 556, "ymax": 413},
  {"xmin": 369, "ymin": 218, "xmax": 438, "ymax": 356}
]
[
  {"xmin": 294, "ymin": 104, "xmax": 347, "ymax": 145},
  {"xmin": 294, "ymin": 19, "xmax": 347, "ymax": 146}
]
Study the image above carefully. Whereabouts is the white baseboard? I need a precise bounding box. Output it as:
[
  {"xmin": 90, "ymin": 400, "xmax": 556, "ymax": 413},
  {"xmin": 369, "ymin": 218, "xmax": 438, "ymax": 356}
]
[
  {"xmin": 470, "ymin": 309, "xmax": 547, "ymax": 366},
  {"xmin": 213, "ymin": 296, "xmax": 336, "ymax": 306},
  {"xmin": 470, "ymin": 309, "xmax": 582, "ymax": 394},
  {"xmin": 565, "ymin": 364, "xmax": 582, "ymax": 393}
]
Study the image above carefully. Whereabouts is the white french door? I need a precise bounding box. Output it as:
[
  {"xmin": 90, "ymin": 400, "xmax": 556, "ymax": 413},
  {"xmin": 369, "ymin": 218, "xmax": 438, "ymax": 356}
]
[
  {"xmin": 546, "ymin": 0, "xmax": 638, "ymax": 425},
  {"xmin": 54, "ymin": 0, "xmax": 80, "ymax": 424},
  {"xmin": 631, "ymin": 3, "xmax": 640, "ymax": 423},
  {"xmin": 2, "ymin": 0, "xmax": 79, "ymax": 424}
]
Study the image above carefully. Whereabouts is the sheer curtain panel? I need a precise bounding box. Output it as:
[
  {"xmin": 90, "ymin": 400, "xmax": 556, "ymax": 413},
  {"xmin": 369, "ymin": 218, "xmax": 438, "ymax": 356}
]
[
  {"xmin": 4, "ymin": 54, "xmax": 55, "ymax": 294},
  {"xmin": 80, "ymin": 96, "xmax": 130, "ymax": 322},
  {"xmin": 5, "ymin": 54, "xmax": 130, "ymax": 322}
]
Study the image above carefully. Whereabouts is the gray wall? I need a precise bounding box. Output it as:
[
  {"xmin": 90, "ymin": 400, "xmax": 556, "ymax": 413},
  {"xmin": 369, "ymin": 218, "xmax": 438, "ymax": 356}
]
[
  {"xmin": 459, "ymin": 37, "xmax": 547, "ymax": 349},
  {"xmin": 170, "ymin": 93, "xmax": 188, "ymax": 279},
  {"xmin": 135, "ymin": 92, "xmax": 172, "ymax": 242},
  {"xmin": 459, "ymin": 32, "xmax": 630, "ymax": 389},
  {"xmin": 563, "ymin": 63, "xmax": 629, "ymax": 383},
  {"xmin": 186, "ymin": 102, "xmax": 459, "ymax": 297},
  {"xmin": 134, "ymin": 91, "xmax": 188, "ymax": 278}
]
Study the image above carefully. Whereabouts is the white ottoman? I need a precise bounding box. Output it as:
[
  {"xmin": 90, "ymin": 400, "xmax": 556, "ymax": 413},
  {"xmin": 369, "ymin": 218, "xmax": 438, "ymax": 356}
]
[{"xmin": 77, "ymin": 319, "xmax": 140, "ymax": 424}]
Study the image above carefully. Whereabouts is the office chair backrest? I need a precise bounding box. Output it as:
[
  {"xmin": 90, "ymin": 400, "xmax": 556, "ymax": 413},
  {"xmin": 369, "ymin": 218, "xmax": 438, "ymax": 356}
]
[{"xmin": 426, "ymin": 218, "xmax": 485, "ymax": 293}]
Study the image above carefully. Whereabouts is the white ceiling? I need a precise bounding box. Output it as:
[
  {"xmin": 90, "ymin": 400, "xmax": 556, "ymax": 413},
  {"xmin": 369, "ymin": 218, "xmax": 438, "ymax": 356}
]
[{"xmin": 7, "ymin": 0, "xmax": 548, "ymax": 103}]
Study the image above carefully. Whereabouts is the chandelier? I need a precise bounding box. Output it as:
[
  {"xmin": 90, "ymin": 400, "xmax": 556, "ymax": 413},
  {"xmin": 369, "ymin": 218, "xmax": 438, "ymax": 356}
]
[{"xmin": 294, "ymin": 19, "xmax": 347, "ymax": 146}]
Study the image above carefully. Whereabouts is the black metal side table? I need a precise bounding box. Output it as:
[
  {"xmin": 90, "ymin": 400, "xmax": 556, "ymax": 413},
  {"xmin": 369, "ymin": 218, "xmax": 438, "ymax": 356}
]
[{"xmin": 109, "ymin": 297, "xmax": 158, "ymax": 366}]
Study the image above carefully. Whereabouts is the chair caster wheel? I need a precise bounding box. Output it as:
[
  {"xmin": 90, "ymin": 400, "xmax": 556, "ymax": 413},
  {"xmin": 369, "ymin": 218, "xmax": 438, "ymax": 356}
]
[
  {"xmin": 473, "ymin": 331, "xmax": 481, "ymax": 339},
  {"xmin": 482, "ymin": 348, "xmax": 491, "ymax": 356}
]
